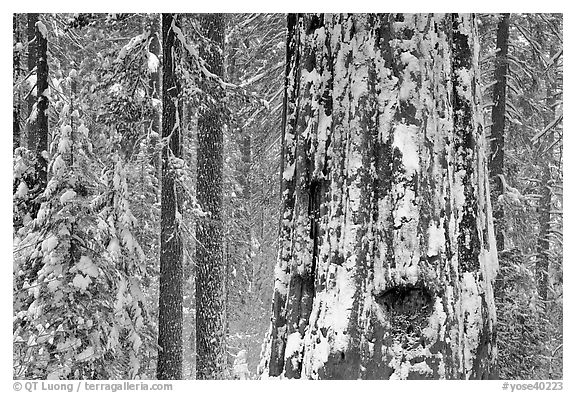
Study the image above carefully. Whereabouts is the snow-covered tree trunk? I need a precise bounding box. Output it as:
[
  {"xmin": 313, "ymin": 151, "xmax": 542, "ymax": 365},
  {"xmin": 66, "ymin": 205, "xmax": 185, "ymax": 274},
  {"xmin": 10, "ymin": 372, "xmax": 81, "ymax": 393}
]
[
  {"xmin": 13, "ymin": 14, "xmax": 22, "ymax": 151},
  {"xmin": 536, "ymin": 48, "xmax": 557, "ymax": 303},
  {"xmin": 24, "ymin": 15, "xmax": 49, "ymax": 220},
  {"xmin": 157, "ymin": 13, "xmax": 184, "ymax": 380},
  {"xmin": 35, "ymin": 18, "xmax": 48, "ymax": 159},
  {"xmin": 489, "ymin": 13, "xmax": 509, "ymax": 252},
  {"xmin": 259, "ymin": 13, "xmax": 498, "ymax": 380},
  {"xmin": 26, "ymin": 13, "xmax": 37, "ymax": 149},
  {"xmin": 148, "ymin": 14, "xmax": 162, "ymax": 181},
  {"xmin": 195, "ymin": 13, "xmax": 227, "ymax": 380}
]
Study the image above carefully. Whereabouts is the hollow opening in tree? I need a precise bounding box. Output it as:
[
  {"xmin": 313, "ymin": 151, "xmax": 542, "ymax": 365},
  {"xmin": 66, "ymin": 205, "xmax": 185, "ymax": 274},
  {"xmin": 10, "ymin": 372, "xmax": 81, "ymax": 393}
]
[{"xmin": 374, "ymin": 285, "xmax": 434, "ymax": 338}]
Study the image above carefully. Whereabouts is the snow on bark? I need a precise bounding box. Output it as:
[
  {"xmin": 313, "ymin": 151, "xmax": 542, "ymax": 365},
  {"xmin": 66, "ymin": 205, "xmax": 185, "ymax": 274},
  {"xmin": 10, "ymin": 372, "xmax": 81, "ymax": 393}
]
[
  {"xmin": 260, "ymin": 13, "xmax": 498, "ymax": 380},
  {"xmin": 195, "ymin": 13, "xmax": 227, "ymax": 380},
  {"xmin": 157, "ymin": 13, "xmax": 184, "ymax": 380}
]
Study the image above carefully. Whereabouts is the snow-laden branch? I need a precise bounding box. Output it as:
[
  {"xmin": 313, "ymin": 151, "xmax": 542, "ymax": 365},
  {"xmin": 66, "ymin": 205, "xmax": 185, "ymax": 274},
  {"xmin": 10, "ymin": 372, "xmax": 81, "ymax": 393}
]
[
  {"xmin": 531, "ymin": 114, "xmax": 563, "ymax": 144},
  {"xmin": 171, "ymin": 18, "xmax": 237, "ymax": 90}
]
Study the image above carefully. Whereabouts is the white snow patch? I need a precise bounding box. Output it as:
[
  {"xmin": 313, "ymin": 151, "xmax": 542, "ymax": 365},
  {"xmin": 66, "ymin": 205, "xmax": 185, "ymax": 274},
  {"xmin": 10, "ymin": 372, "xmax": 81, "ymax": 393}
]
[
  {"xmin": 116, "ymin": 32, "xmax": 148, "ymax": 62},
  {"xmin": 61, "ymin": 124, "xmax": 72, "ymax": 137},
  {"xmin": 72, "ymin": 274, "xmax": 92, "ymax": 291},
  {"xmin": 29, "ymin": 106, "xmax": 37, "ymax": 122},
  {"xmin": 52, "ymin": 156, "xmax": 65, "ymax": 175},
  {"xmin": 453, "ymin": 170, "xmax": 467, "ymax": 209},
  {"xmin": 233, "ymin": 350, "xmax": 250, "ymax": 379},
  {"xmin": 400, "ymin": 51, "xmax": 420, "ymax": 73},
  {"xmin": 325, "ymin": 262, "xmax": 356, "ymax": 353},
  {"xmin": 41, "ymin": 235, "xmax": 58, "ymax": 253},
  {"xmin": 147, "ymin": 52, "xmax": 159, "ymax": 73},
  {"xmin": 27, "ymin": 75, "xmax": 38, "ymax": 97},
  {"xmin": 399, "ymin": 78, "xmax": 416, "ymax": 101},
  {"xmin": 273, "ymin": 262, "xmax": 289, "ymax": 296},
  {"xmin": 76, "ymin": 255, "xmax": 99, "ymax": 278},
  {"xmin": 35, "ymin": 21, "xmax": 48, "ymax": 39},
  {"xmin": 46, "ymin": 370, "xmax": 61, "ymax": 380},
  {"xmin": 47, "ymin": 279, "xmax": 60, "ymax": 293},
  {"xmin": 76, "ymin": 346, "xmax": 94, "ymax": 361},
  {"xmin": 285, "ymin": 332, "xmax": 303, "ymax": 369},
  {"xmin": 427, "ymin": 220, "xmax": 445, "ymax": 257},
  {"xmin": 78, "ymin": 124, "xmax": 89, "ymax": 137},
  {"xmin": 59, "ymin": 189, "xmax": 76, "ymax": 204},
  {"xmin": 411, "ymin": 360, "xmax": 433, "ymax": 376},
  {"xmin": 423, "ymin": 296, "xmax": 448, "ymax": 342},
  {"xmin": 108, "ymin": 237, "xmax": 120, "ymax": 255},
  {"xmin": 456, "ymin": 68, "xmax": 472, "ymax": 99},
  {"xmin": 109, "ymin": 83, "xmax": 122, "ymax": 94},
  {"xmin": 460, "ymin": 272, "xmax": 482, "ymax": 374},
  {"xmin": 282, "ymin": 162, "xmax": 295, "ymax": 181},
  {"xmin": 16, "ymin": 181, "xmax": 29, "ymax": 199},
  {"xmin": 393, "ymin": 124, "xmax": 420, "ymax": 174},
  {"xmin": 404, "ymin": 264, "xmax": 419, "ymax": 284}
]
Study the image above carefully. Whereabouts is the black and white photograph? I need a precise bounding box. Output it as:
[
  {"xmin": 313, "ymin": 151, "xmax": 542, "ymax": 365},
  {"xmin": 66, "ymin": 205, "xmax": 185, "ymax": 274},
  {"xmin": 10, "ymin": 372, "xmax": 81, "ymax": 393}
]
[{"xmin": 10, "ymin": 10, "xmax": 565, "ymax": 385}]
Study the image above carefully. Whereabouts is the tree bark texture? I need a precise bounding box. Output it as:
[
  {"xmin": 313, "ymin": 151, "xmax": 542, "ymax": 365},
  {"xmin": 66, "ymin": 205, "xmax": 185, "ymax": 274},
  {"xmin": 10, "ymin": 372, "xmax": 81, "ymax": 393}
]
[
  {"xmin": 148, "ymin": 14, "xmax": 162, "ymax": 180},
  {"xmin": 489, "ymin": 13, "xmax": 509, "ymax": 252},
  {"xmin": 34, "ymin": 17, "xmax": 48, "ymax": 157},
  {"xmin": 195, "ymin": 13, "xmax": 227, "ymax": 380},
  {"xmin": 260, "ymin": 13, "xmax": 498, "ymax": 380},
  {"xmin": 24, "ymin": 14, "xmax": 49, "ymax": 220},
  {"xmin": 26, "ymin": 13, "xmax": 38, "ymax": 149},
  {"xmin": 157, "ymin": 13, "xmax": 184, "ymax": 380},
  {"xmin": 13, "ymin": 14, "xmax": 22, "ymax": 151},
  {"xmin": 535, "ymin": 48, "xmax": 557, "ymax": 303}
]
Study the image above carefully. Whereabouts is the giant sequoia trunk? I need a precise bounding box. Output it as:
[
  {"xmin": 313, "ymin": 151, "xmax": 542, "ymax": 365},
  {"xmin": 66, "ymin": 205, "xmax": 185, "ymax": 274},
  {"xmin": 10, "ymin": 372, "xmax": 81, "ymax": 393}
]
[
  {"xmin": 489, "ymin": 13, "xmax": 509, "ymax": 252},
  {"xmin": 157, "ymin": 13, "xmax": 184, "ymax": 380},
  {"xmin": 195, "ymin": 13, "xmax": 227, "ymax": 380},
  {"xmin": 259, "ymin": 13, "xmax": 498, "ymax": 380}
]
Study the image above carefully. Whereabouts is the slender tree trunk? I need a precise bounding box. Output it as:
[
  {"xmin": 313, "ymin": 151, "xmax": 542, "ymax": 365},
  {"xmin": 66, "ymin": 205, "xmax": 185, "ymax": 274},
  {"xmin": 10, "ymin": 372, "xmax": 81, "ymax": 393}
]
[
  {"xmin": 224, "ymin": 33, "xmax": 254, "ymax": 360},
  {"xmin": 195, "ymin": 13, "xmax": 226, "ymax": 380},
  {"xmin": 22, "ymin": 15, "xmax": 49, "ymax": 221},
  {"xmin": 148, "ymin": 14, "xmax": 162, "ymax": 181},
  {"xmin": 157, "ymin": 13, "xmax": 184, "ymax": 380},
  {"xmin": 536, "ymin": 49, "xmax": 557, "ymax": 303},
  {"xmin": 13, "ymin": 14, "xmax": 22, "ymax": 151},
  {"xmin": 259, "ymin": 13, "xmax": 498, "ymax": 380},
  {"xmin": 35, "ymin": 19, "xmax": 48, "ymax": 157},
  {"xmin": 35, "ymin": 15, "xmax": 48, "ymax": 165},
  {"xmin": 489, "ymin": 13, "xmax": 509, "ymax": 252},
  {"xmin": 536, "ymin": 148, "xmax": 552, "ymax": 304},
  {"xmin": 26, "ymin": 13, "xmax": 37, "ymax": 149}
]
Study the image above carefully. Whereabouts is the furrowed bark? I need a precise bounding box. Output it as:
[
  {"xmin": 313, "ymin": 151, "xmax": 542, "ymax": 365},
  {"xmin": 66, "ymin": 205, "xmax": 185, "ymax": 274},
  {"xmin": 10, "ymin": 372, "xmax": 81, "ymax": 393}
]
[
  {"xmin": 157, "ymin": 13, "xmax": 184, "ymax": 380},
  {"xmin": 196, "ymin": 13, "xmax": 227, "ymax": 380},
  {"xmin": 148, "ymin": 14, "xmax": 162, "ymax": 181},
  {"xmin": 489, "ymin": 13, "xmax": 509, "ymax": 252},
  {"xmin": 26, "ymin": 13, "xmax": 37, "ymax": 149},
  {"xmin": 22, "ymin": 14, "xmax": 49, "ymax": 221},
  {"xmin": 536, "ymin": 48, "xmax": 557, "ymax": 303},
  {"xmin": 35, "ymin": 16, "xmax": 48, "ymax": 187},
  {"xmin": 13, "ymin": 14, "xmax": 22, "ymax": 150},
  {"xmin": 260, "ymin": 13, "xmax": 498, "ymax": 380}
]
